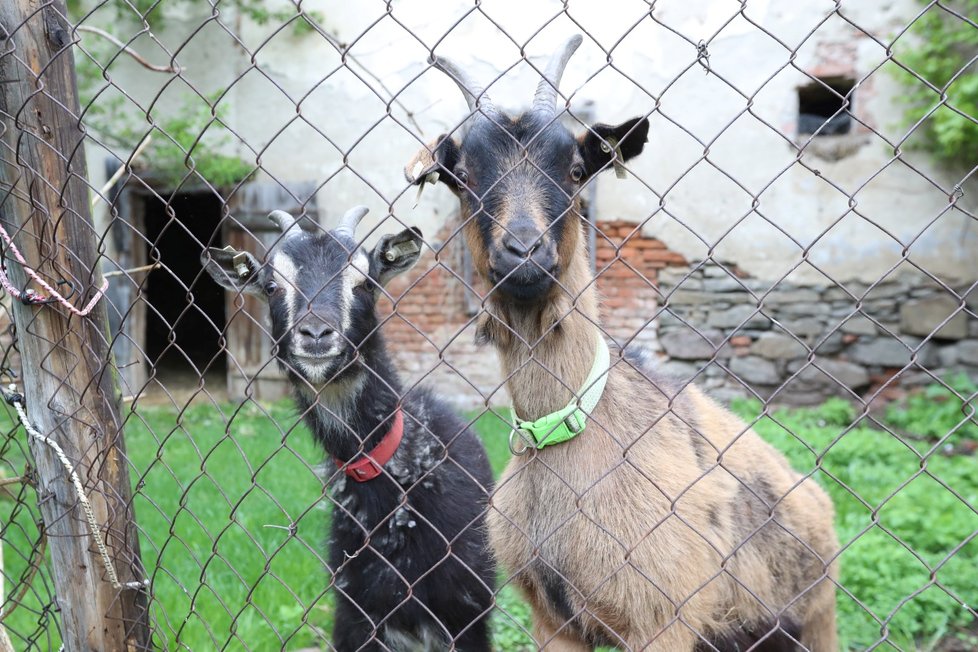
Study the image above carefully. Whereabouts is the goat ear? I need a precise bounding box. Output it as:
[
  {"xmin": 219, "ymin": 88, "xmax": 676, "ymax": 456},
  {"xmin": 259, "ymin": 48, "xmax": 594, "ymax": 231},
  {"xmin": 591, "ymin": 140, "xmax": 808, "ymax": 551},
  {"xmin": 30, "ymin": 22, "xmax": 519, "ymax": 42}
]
[
  {"xmin": 577, "ymin": 116, "xmax": 650, "ymax": 180},
  {"xmin": 200, "ymin": 247, "xmax": 263, "ymax": 296},
  {"xmin": 370, "ymin": 227, "xmax": 424, "ymax": 287},
  {"xmin": 404, "ymin": 135, "xmax": 462, "ymax": 192}
]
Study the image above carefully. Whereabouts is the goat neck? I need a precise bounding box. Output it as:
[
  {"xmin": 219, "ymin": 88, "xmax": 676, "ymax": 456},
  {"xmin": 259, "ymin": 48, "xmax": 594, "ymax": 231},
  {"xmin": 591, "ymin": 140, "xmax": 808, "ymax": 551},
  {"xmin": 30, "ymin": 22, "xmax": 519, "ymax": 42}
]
[
  {"xmin": 484, "ymin": 234, "xmax": 601, "ymax": 421},
  {"xmin": 292, "ymin": 335, "xmax": 404, "ymax": 463}
]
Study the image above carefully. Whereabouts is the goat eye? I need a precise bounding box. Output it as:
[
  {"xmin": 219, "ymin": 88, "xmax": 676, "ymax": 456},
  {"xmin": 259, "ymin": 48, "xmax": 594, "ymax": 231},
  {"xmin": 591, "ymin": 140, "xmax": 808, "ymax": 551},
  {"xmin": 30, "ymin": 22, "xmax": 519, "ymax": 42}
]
[
  {"xmin": 454, "ymin": 167, "xmax": 469, "ymax": 186},
  {"xmin": 570, "ymin": 164, "xmax": 585, "ymax": 182},
  {"xmin": 263, "ymin": 281, "xmax": 279, "ymax": 296}
]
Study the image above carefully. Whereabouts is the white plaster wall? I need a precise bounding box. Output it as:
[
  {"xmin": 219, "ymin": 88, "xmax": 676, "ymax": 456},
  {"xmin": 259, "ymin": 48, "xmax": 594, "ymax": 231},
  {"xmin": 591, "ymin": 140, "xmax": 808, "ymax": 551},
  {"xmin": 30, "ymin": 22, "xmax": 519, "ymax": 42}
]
[{"xmin": 83, "ymin": 0, "xmax": 978, "ymax": 283}]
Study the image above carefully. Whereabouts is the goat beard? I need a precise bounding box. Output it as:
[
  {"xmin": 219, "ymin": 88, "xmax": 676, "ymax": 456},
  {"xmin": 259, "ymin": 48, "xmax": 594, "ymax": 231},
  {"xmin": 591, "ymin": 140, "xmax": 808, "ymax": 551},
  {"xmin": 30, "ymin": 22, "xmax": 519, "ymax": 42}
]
[{"xmin": 475, "ymin": 290, "xmax": 572, "ymax": 349}]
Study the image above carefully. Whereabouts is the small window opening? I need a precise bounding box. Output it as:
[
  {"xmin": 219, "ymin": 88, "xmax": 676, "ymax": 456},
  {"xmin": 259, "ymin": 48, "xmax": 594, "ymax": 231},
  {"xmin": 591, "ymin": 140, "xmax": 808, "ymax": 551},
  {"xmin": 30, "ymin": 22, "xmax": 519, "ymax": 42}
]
[{"xmin": 798, "ymin": 77, "xmax": 855, "ymax": 136}]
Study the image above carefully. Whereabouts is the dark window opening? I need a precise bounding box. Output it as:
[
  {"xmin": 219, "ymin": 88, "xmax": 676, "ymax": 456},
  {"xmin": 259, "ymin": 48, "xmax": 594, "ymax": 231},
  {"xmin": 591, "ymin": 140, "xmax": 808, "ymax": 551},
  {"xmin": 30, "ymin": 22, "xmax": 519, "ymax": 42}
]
[
  {"xmin": 798, "ymin": 77, "xmax": 855, "ymax": 136},
  {"xmin": 143, "ymin": 192, "xmax": 227, "ymax": 385}
]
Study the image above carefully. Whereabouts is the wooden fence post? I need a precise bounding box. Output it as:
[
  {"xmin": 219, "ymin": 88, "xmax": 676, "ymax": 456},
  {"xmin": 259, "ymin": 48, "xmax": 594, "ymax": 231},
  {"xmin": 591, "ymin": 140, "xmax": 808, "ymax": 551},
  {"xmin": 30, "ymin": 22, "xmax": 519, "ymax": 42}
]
[{"xmin": 0, "ymin": 2, "xmax": 152, "ymax": 650}]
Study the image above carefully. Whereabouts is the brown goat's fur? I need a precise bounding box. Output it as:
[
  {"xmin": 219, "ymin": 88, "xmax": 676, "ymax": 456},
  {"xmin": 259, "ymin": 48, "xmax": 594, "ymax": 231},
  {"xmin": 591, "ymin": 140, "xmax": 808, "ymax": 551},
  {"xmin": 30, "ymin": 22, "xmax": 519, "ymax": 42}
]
[{"xmin": 475, "ymin": 210, "xmax": 839, "ymax": 650}]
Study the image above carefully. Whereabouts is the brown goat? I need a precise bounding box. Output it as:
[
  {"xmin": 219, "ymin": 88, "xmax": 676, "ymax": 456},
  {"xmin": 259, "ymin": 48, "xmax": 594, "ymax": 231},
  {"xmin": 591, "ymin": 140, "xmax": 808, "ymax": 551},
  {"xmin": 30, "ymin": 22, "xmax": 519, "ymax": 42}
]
[{"xmin": 405, "ymin": 35, "xmax": 839, "ymax": 651}]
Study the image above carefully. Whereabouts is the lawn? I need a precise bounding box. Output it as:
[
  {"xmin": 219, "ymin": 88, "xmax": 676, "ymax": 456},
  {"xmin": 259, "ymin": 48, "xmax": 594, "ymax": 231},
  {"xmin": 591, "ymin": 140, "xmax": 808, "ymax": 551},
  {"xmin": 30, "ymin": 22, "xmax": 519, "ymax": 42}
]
[{"xmin": 1, "ymin": 377, "xmax": 976, "ymax": 650}]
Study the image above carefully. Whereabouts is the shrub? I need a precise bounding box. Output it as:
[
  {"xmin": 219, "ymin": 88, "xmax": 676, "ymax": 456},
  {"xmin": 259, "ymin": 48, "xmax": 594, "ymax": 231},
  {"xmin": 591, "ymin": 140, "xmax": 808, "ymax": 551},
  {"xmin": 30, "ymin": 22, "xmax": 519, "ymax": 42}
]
[{"xmin": 892, "ymin": 1, "xmax": 978, "ymax": 163}]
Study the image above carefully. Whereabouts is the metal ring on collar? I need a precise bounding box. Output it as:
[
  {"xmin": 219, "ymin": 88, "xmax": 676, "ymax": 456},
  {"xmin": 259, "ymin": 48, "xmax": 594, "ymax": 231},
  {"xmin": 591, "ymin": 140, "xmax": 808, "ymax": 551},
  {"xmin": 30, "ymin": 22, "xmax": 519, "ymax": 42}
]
[{"xmin": 508, "ymin": 427, "xmax": 533, "ymax": 456}]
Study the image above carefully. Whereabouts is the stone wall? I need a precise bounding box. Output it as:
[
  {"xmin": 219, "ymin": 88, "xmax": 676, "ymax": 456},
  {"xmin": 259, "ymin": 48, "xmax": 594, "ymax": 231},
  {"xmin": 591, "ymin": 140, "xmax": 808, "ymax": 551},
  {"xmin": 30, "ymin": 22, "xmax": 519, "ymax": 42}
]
[{"xmin": 657, "ymin": 263, "xmax": 978, "ymax": 405}]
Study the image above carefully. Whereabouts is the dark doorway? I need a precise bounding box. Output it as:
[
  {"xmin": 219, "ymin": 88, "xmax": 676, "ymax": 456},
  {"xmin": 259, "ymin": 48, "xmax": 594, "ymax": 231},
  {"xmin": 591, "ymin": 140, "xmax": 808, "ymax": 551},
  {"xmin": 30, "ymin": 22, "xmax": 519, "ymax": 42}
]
[{"xmin": 142, "ymin": 192, "xmax": 227, "ymax": 385}]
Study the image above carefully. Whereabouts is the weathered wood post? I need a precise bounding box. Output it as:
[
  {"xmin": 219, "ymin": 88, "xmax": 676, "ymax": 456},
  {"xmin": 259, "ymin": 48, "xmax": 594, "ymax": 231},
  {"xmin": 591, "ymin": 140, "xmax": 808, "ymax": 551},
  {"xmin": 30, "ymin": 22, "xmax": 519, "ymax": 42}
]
[
  {"xmin": 0, "ymin": 2, "xmax": 152, "ymax": 650},
  {"xmin": 0, "ymin": 538, "xmax": 13, "ymax": 652}
]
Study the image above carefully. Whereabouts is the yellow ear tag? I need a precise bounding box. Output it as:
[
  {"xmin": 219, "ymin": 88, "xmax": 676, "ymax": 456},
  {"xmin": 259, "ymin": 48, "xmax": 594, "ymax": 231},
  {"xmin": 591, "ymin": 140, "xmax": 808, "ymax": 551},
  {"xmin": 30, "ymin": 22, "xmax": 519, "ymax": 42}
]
[{"xmin": 600, "ymin": 137, "xmax": 628, "ymax": 179}]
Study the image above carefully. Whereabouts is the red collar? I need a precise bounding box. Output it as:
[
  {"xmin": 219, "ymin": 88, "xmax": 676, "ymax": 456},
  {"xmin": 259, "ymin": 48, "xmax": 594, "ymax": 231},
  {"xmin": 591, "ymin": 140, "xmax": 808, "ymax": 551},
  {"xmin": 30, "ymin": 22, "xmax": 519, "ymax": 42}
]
[{"xmin": 334, "ymin": 408, "xmax": 404, "ymax": 482}]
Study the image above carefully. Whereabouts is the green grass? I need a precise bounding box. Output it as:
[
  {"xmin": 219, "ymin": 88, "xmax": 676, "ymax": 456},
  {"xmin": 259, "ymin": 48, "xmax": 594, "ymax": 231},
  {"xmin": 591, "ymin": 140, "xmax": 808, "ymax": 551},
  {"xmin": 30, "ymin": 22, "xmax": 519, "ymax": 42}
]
[{"xmin": 2, "ymin": 381, "xmax": 976, "ymax": 650}]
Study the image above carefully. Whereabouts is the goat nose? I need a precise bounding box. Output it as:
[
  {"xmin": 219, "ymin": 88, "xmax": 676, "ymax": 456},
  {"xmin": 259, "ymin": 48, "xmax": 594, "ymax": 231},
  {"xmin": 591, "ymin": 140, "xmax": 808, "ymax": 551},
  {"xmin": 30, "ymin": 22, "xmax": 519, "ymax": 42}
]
[
  {"xmin": 298, "ymin": 321, "xmax": 335, "ymax": 341},
  {"xmin": 503, "ymin": 227, "xmax": 543, "ymax": 258}
]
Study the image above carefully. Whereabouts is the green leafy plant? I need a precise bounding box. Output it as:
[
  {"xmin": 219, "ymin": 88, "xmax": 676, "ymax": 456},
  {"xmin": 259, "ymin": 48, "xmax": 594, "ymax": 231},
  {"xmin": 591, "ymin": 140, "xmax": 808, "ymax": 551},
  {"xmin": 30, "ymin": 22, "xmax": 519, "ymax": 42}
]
[
  {"xmin": 884, "ymin": 373, "xmax": 978, "ymax": 446},
  {"xmin": 146, "ymin": 97, "xmax": 255, "ymax": 190},
  {"xmin": 892, "ymin": 1, "xmax": 978, "ymax": 162},
  {"xmin": 76, "ymin": 82, "xmax": 255, "ymax": 190}
]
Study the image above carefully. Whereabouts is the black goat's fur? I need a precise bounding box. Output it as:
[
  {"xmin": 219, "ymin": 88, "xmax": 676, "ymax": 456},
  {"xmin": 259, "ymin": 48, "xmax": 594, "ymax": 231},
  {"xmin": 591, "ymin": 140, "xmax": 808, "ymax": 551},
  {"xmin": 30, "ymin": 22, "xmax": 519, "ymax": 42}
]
[{"xmin": 290, "ymin": 336, "xmax": 495, "ymax": 651}]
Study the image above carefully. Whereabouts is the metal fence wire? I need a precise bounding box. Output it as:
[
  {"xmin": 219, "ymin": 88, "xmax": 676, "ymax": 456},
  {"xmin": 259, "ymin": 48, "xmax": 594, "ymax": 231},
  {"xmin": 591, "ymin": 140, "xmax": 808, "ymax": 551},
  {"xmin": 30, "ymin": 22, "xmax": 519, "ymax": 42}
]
[{"xmin": 1, "ymin": 0, "xmax": 977, "ymax": 650}]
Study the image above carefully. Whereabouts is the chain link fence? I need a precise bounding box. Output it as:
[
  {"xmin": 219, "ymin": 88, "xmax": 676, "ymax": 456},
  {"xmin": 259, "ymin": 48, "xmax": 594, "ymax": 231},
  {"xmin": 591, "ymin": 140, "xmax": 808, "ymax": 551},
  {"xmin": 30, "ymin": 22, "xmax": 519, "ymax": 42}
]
[{"xmin": 1, "ymin": 0, "xmax": 977, "ymax": 650}]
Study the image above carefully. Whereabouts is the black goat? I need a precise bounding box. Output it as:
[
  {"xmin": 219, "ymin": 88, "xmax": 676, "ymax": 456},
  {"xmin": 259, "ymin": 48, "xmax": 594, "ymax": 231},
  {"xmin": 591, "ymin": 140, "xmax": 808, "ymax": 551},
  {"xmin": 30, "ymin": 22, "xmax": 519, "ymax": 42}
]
[{"xmin": 202, "ymin": 207, "xmax": 495, "ymax": 651}]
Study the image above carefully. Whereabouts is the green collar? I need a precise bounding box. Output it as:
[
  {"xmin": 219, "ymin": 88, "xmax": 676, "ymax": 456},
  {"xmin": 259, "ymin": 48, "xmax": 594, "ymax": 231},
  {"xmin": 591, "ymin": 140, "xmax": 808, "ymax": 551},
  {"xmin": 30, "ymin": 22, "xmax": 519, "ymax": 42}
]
[{"xmin": 509, "ymin": 333, "xmax": 611, "ymax": 455}]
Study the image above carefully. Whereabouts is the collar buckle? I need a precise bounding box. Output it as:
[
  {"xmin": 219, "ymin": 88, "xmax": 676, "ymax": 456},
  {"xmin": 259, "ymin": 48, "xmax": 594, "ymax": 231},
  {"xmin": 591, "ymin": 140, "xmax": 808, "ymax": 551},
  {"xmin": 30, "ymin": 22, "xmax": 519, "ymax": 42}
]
[
  {"xmin": 335, "ymin": 408, "xmax": 404, "ymax": 482},
  {"xmin": 508, "ymin": 333, "xmax": 611, "ymax": 452}
]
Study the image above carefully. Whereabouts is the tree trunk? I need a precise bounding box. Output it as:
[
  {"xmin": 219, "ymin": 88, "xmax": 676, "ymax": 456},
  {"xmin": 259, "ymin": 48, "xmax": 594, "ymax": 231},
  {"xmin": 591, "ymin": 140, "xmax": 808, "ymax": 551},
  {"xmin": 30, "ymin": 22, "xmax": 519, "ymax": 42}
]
[{"xmin": 0, "ymin": 2, "xmax": 153, "ymax": 650}]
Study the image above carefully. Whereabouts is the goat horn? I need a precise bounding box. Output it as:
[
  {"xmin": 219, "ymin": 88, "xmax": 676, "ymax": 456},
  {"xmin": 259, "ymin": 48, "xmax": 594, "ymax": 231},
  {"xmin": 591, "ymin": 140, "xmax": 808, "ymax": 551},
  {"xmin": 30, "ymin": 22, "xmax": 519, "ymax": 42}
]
[
  {"xmin": 335, "ymin": 205, "xmax": 369, "ymax": 239},
  {"xmin": 268, "ymin": 210, "xmax": 298, "ymax": 235},
  {"xmin": 429, "ymin": 54, "xmax": 497, "ymax": 134},
  {"xmin": 532, "ymin": 34, "xmax": 583, "ymax": 118}
]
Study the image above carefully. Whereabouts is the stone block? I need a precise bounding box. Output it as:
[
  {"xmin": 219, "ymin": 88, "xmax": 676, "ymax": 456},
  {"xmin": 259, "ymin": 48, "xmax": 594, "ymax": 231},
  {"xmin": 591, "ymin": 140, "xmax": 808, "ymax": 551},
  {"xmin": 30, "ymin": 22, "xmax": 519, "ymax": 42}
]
[
  {"xmin": 704, "ymin": 362, "xmax": 726, "ymax": 377},
  {"xmin": 840, "ymin": 314, "xmax": 877, "ymax": 335},
  {"xmin": 707, "ymin": 385, "xmax": 751, "ymax": 405},
  {"xmin": 774, "ymin": 301, "xmax": 831, "ymax": 316},
  {"xmin": 707, "ymin": 304, "xmax": 771, "ymax": 330},
  {"xmin": 751, "ymin": 333, "xmax": 808, "ymax": 360},
  {"xmin": 668, "ymin": 278, "xmax": 704, "ymax": 291},
  {"xmin": 667, "ymin": 290, "xmax": 721, "ymax": 305},
  {"xmin": 964, "ymin": 285, "xmax": 978, "ymax": 314},
  {"xmin": 794, "ymin": 359, "xmax": 870, "ymax": 390},
  {"xmin": 812, "ymin": 331, "xmax": 846, "ymax": 356},
  {"xmin": 823, "ymin": 283, "xmax": 868, "ymax": 301},
  {"xmin": 660, "ymin": 329, "xmax": 725, "ymax": 360},
  {"xmin": 958, "ymin": 341, "xmax": 978, "ymax": 366},
  {"xmin": 729, "ymin": 355, "xmax": 781, "ymax": 385},
  {"xmin": 899, "ymin": 295, "xmax": 967, "ymax": 340},
  {"xmin": 702, "ymin": 276, "xmax": 750, "ymax": 293},
  {"xmin": 658, "ymin": 267, "xmax": 696, "ymax": 286},
  {"xmin": 779, "ymin": 318, "xmax": 824, "ymax": 337},
  {"xmin": 864, "ymin": 281, "xmax": 910, "ymax": 299},
  {"xmin": 763, "ymin": 288, "xmax": 821, "ymax": 304},
  {"xmin": 849, "ymin": 336, "xmax": 938, "ymax": 368},
  {"xmin": 703, "ymin": 265, "xmax": 736, "ymax": 278},
  {"xmin": 937, "ymin": 345, "xmax": 958, "ymax": 368},
  {"xmin": 658, "ymin": 306, "xmax": 703, "ymax": 326}
]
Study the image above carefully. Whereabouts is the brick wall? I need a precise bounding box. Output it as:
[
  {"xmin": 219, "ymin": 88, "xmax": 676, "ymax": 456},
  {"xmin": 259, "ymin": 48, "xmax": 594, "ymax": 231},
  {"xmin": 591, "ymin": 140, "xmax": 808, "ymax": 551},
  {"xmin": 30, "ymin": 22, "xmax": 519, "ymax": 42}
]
[{"xmin": 595, "ymin": 220, "xmax": 686, "ymax": 351}]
